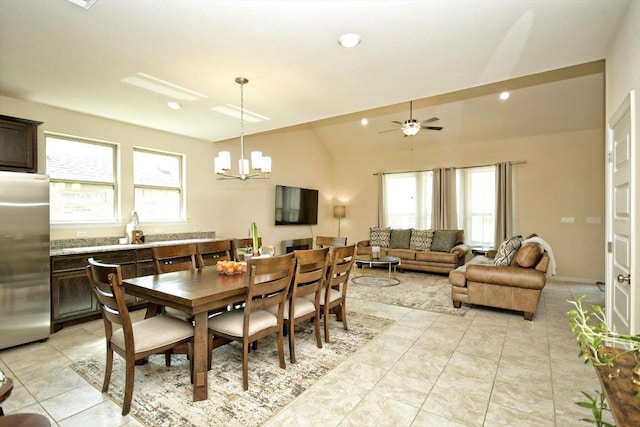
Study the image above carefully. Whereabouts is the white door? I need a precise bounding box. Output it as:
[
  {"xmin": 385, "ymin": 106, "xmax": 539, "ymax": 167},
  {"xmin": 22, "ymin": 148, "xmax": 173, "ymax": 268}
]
[{"xmin": 607, "ymin": 93, "xmax": 635, "ymax": 335}]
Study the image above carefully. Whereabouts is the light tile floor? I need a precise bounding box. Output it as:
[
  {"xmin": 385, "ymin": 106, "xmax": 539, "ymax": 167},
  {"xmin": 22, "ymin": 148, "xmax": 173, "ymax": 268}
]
[{"xmin": 0, "ymin": 279, "xmax": 609, "ymax": 426}]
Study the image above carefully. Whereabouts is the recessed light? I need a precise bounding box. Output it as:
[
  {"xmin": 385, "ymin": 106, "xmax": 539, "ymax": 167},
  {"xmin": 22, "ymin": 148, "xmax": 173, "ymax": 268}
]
[
  {"xmin": 167, "ymin": 101, "xmax": 182, "ymax": 110},
  {"xmin": 338, "ymin": 33, "xmax": 361, "ymax": 48},
  {"xmin": 499, "ymin": 91, "xmax": 510, "ymax": 100},
  {"xmin": 361, "ymin": 118, "xmax": 368, "ymax": 126}
]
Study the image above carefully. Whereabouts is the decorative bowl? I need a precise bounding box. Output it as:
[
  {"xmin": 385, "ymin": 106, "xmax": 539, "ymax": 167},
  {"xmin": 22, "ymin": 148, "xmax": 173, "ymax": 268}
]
[{"xmin": 216, "ymin": 260, "xmax": 244, "ymax": 275}]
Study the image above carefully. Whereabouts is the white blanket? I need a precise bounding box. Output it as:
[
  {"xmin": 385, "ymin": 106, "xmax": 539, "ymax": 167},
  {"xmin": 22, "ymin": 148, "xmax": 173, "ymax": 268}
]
[{"xmin": 522, "ymin": 236, "xmax": 556, "ymax": 276}]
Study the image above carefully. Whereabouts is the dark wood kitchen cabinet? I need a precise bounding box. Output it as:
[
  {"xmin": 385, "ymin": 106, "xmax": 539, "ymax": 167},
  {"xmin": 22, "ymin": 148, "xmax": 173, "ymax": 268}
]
[
  {"xmin": 50, "ymin": 249, "xmax": 146, "ymax": 331},
  {"xmin": 0, "ymin": 115, "xmax": 42, "ymax": 173}
]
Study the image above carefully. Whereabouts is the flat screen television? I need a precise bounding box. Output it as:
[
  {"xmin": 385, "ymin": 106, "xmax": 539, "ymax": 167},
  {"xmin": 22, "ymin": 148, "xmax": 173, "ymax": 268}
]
[{"xmin": 275, "ymin": 185, "xmax": 319, "ymax": 225}]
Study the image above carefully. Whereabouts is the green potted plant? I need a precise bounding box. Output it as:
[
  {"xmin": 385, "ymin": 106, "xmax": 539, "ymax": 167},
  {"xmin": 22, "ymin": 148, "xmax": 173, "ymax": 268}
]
[
  {"xmin": 567, "ymin": 295, "xmax": 640, "ymax": 426},
  {"xmin": 568, "ymin": 295, "xmax": 640, "ymax": 374}
]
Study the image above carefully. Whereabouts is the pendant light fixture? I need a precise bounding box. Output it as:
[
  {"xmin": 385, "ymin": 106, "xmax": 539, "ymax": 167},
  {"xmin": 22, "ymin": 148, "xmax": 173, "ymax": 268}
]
[{"xmin": 214, "ymin": 77, "xmax": 271, "ymax": 180}]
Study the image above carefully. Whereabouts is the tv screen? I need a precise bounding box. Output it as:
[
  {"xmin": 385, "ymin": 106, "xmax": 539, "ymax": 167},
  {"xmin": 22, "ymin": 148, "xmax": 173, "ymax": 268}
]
[{"xmin": 275, "ymin": 185, "xmax": 319, "ymax": 225}]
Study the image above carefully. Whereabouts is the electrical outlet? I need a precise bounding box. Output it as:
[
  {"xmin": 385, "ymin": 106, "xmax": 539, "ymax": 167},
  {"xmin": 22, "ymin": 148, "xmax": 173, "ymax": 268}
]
[
  {"xmin": 193, "ymin": 227, "xmax": 201, "ymax": 232},
  {"xmin": 155, "ymin": 228, "xmax": 163, "ymax": 233},
  {"xmin": 77, "ymin": 231, "xmax": 87, "ymax": 237},
  {"xmin": 560, "ymin": 217, "xmax": 575, "ymax": 224},
  {"xmin": 586, "ymin": 216, "xmax": 601, "ymax": 224}
]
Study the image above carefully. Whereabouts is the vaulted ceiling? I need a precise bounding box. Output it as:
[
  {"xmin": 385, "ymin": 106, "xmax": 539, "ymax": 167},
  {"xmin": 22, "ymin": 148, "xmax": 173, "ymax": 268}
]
[{"xmin": 0, "ymin": 1, "xmax": 627, "ymax": 151}]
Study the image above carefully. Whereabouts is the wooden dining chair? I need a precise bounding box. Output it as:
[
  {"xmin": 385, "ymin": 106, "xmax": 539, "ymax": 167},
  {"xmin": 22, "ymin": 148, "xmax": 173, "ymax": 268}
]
[
  {"xmin": 267, "ymin": 247, "xmax": 330, "ymax": 363},
  {"xmin": 208, "ymin": 253, "xmax": 295, "ymax": 390},
  {"xmin": 196, "ymin": 240, "xmax": 232, "ymax": 267},
  {"xmin": 86, "ymin": 258, "xmax": 194, "ymax": 416},
  {"xmin": 152, "ymin": 243, "xmax": 198, "ymax": 273},
  {"xmin": 316, "ymin": 244, "xmax": 356, "ymax": 343},
  {"xmin": 151, "ymin": 243, "xmax": 199, "ymax": 322},
  {"xmin": 231, "ymin": 237, "xmax": 262, "ymax": 261},
  {"xmin": 315, "ymin": 236, "xmax": 347, "ymax": 248}
]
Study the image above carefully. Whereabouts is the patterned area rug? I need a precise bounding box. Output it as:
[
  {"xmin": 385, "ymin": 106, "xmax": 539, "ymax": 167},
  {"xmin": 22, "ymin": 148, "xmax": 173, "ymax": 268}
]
[
  {"xmin": 349, "ymin": 267, "xmax": 468, "ymax": 316},
  {"xmin": 71, "ymin": 312, "xmax": 392, "ymax": 427}
]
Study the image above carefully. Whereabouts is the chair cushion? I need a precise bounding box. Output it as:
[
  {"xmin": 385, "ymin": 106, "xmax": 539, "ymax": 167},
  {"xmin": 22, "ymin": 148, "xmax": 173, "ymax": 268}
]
[
  {"xmin": 313, "ymin": 287, "xmax": 341, "ymax": 304},
  {"xmin": 266, "ymin": 298, "xmax": 316, "ymax": 319},
  {"xmin": 111, "ymin": 314, "xmax": 193, "ymax": 354},
  {"xmin": 208, "ymin": 309, "xmax": 277, "ymax": 337},
  {"xmin": 369, "ymin": 227, "xmax": 391, "ymax": 247}
]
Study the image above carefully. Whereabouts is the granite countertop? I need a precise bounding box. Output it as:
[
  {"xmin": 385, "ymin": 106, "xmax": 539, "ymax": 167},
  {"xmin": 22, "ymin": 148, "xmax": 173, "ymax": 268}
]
[{"xmin": 50, "ymin": 237, "xmax": 223, "ymax": 257}]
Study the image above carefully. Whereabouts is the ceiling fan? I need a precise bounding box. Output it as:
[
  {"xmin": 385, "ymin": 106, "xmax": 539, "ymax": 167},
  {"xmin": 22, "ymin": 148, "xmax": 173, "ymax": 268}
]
[{"xmin": 379, "ymin": 101, "xmax": 443, "ymax": 137}]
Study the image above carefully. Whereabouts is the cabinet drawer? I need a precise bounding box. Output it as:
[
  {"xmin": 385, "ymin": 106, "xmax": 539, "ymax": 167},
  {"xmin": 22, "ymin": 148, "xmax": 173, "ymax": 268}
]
[
  {"xmin": 52, "ymin": 250, "xmax": 136, "ymax": 272},
  {"xmin": 137, "ymin": 260, "xmax": 157, "ymax": 277},
  {"xmin": 136, "ymin": 248, "xmax": 153, "ymax": 263}
]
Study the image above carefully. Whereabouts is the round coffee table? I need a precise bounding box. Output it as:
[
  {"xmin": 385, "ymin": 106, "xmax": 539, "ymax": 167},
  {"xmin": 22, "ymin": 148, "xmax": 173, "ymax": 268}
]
[{"xmin": 352, "ymin": 255, "xmax": 401, "ymax": 286}]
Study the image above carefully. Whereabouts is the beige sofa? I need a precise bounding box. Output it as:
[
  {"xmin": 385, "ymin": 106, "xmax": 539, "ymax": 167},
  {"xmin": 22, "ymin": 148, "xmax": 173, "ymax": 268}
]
[
  {"xmin": 356, "ymin": 228, "xmax": 470, "ymax": 275},
  {"xmin": 449, "ymin": 238, "xmax": 550, "ymax": 320}
]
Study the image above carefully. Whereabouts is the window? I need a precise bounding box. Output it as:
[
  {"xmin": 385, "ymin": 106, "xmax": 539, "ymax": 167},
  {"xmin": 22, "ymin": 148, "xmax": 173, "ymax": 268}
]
[
  {"xmin": 133, "ymin": 148, "xmax": 184, "ymax": 221},
  {"xmin": 383, "ymin": 171, "xmax": 433, "ymax": 229},
  {"xmin": 46, "ymin": 134, "xmax": 117, "ymax": 222},
  {"xmin": 457, "ymin": 166, "xmax": 496, "ymax": 247}
]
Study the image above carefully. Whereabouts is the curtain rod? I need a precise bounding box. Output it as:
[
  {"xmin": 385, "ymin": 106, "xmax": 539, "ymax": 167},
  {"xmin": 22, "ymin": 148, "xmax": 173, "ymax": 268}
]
[{"xmin": 372, "ymin": 160, "xmax": 527, "ymax": 175}]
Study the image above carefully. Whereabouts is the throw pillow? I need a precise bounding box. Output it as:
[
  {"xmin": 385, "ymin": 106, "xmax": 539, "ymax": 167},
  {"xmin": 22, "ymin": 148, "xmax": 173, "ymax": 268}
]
[
  {"xmin": 430, "ymin": 230, "xmax": 458, "ymax": 252},
  {"xmin": 514, "ymin": 243, "xmax": 543, "ymax": 268},
  {"xmin": 493, "ymin": 235, "xmax": 523, "ymax": 266},
  {"xmin": 409, "ymin": 229, "xmax": 434, "ymax": 251},
  {"xmin": 369, "ymin": 227, "xmax": 391, "ymax": 247},
  {"xmin": 390, "ymin": 229, "xmax": 412, "ymax": 249}
]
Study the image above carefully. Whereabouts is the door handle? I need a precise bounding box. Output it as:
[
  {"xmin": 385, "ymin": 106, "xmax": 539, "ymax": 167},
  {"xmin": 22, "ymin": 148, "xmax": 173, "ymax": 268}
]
[{"xmin": 617, "ymin": 274, "xmax": 631, "ymax": 284}]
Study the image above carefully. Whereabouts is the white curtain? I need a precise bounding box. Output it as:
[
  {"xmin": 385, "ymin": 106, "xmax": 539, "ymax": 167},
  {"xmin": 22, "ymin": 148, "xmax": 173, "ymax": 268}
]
[
  {"xmin": 377, "ymin": 172, "xmax": 384, "ymax": 227},
  {"xmin": 433, "ymin": 168, "xmax": 457, "ymax": 229},
  {"xmin": 495, "ymin": 162, "xmax": 513, "ymax": 244}
]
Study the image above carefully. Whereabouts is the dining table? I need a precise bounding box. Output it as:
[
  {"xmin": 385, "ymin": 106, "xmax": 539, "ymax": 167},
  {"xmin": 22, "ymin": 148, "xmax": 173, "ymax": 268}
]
[{"xmin": 122, "ymin": 266, "xmax": 248, "ymax": 401}]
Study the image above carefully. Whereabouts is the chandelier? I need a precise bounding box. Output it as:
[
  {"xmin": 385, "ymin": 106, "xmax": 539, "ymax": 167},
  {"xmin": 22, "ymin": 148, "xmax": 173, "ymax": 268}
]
[{"xmin": 214, "ymin": 77, "xmax": 271, "ymax": 180}]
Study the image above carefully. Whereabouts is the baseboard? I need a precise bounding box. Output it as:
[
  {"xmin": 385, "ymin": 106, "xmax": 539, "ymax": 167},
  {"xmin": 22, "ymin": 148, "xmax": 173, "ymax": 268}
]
[{"xmin": 551, "ymin": 275, "xmax": 603, "ymax": 285}]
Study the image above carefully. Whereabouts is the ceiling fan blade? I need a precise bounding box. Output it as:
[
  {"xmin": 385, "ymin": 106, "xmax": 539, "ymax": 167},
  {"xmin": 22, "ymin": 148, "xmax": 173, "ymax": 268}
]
[
  {"xmin": 378, "ymin": 128, "xmax": 401, "ymax": 134},
  {"xmin": 390, "ymin": 120, "xmax": 404, "ymax": 125},
  {"xmin": 421, "ymin": 126, "xmax": 443, "ymax": 131},
  {"xmin": 420, "ymin": 117, "xmax": 440, "ymax": 125}
]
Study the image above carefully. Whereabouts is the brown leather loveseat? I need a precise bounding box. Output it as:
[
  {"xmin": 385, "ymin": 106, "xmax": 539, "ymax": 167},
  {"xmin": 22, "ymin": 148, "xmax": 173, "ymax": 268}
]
[{"xmin": 449, "ymin": 235, "xmax": 552, "ymax": 320}]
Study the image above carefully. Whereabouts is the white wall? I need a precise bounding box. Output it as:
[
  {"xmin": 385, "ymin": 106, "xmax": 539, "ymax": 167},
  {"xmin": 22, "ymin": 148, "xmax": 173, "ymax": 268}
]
[
  {"xmin": 605, "ymin": 0, "xmax": 640, "ymax": 332},
  {"xmin": 330, "ymin": 127, "xmax": 606, "ymax": 281},
  {"xmin": 0, "ymin": 96, "xmax": 335, "ymax": 251}
]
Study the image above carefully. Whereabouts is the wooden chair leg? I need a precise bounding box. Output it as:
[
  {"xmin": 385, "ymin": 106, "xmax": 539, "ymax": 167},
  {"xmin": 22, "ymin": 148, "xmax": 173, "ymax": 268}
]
[
  {"xmin": 102, "ymin": 348, "xmax": 113, "ymax": 393},
  {"xmin": 165, "ymin": 349, "xmax": 172, "ymax": 367},
  {"xmin": 277, "ymin": 327, "xmax": 286, "ymax": 369},
  {"xmin": 323, "ymin": 304, "xmax": 331, "ymax": 343},
  {"xmin": 341, "ymin": 302, "xmax": 348, "ymax": 331},
  {"xmin": 313, "ymin": 314, "xmax": 322, "ymax": 349},
  {"xmin": 288, "ymin": 320, "xmax": 296, "ymax": 364},
  {"xmin": 122, "ymin": 357, "xmax": 135, "ymax": 416},
  {"xmin": 242, "ymin": 340, "xmax": 250, "ymax": 391}
]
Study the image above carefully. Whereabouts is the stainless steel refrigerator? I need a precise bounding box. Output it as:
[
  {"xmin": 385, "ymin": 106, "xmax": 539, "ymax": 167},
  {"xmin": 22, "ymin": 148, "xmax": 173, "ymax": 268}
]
[{"xmin": 0, "ymin": 171, "xmax": 50, "ymax": 350}]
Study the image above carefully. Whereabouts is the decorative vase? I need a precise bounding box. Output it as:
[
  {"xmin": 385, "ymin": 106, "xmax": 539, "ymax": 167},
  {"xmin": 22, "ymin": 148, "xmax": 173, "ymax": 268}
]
[{"xmin": 251, "ymin": 222, "xmax": 260, "ymax": 256}]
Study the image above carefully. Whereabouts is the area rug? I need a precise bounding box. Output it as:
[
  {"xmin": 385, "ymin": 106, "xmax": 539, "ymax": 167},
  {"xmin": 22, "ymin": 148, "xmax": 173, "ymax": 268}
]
[
  {"xmin": 71, "ymin": 312, "xmax": 392, "ymax": 427},
  {"xmin": 349, "ymin": 267, "xmax": 468, "ymax": 316}
]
